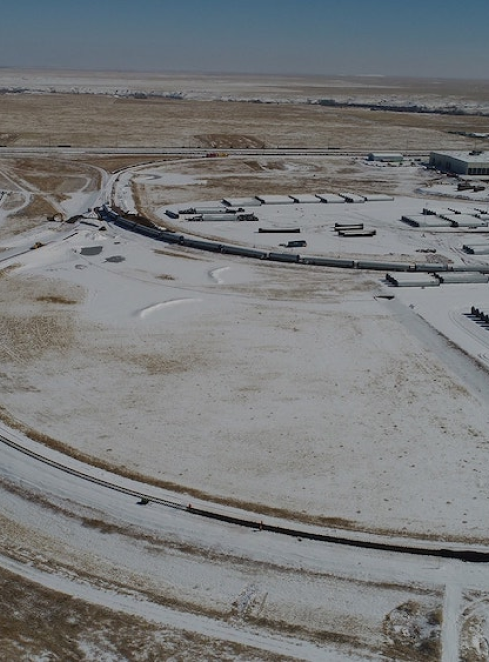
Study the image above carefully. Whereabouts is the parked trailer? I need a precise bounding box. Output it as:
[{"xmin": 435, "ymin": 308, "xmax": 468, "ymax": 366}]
[
  {"xmin": 236, "ymin": 213, "xmax": 259, "ymax": 221},
  {"xmin": 220, "ymin": 245, "xmax": 268, "ymax": 259},
  {"xmin": 268, "ymin": 252, "xmax": 301, "ymax": 263},
  {"xmin": 258, "ymin": 227, "xmax": 301, "ymax": 233},
  {"xmin": 334, "ymin": 223, "xmax": 364, "ymax": 231},
  {"xmin": 194, "ymin": 207, "xmax": 241, "ymax": 214},
  {"xmin": 199, "ymin": 214, "xmax": 238, "ymax": 222},
  {"xmin": 282, "ymin": 240, "xmax": 307, "ymax": 248},
  {"xmin": 337, "ymin": 229, "xmax": 376, "ymax": 237}
]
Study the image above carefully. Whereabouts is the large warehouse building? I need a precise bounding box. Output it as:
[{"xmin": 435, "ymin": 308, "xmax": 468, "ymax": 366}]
[{"xmin": 429, "ymin": 151, "xmax": 489, "ymax": 175}]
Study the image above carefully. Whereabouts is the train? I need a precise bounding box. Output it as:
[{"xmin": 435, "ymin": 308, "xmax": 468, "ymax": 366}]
[{"xmin": 95, "ymin": 205, "xmax": 489, "ymax": 274}]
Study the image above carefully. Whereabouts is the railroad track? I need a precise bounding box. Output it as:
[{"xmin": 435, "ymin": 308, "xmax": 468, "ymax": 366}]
[{"xmin": 2, "ymin": 429, "xmax": 489, "ymax": 563}]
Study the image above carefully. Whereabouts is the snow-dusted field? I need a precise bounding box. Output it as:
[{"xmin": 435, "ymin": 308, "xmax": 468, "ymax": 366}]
[
  {"xmin": 2, "ymin": 68, "xmax": 489, "ymax": 114},
  {"xmin": 2, "ymin": 77, "xmax": 489, "ymax": 658},
  {"xmin": 3, "ymin": 171, "xmax": 489, "ymax": 542}
]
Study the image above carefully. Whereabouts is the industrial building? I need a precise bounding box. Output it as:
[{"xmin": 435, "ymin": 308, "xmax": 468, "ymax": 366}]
[{"xmin": 429, "ymin": 151, "xmax": 489, "ymax": 175}]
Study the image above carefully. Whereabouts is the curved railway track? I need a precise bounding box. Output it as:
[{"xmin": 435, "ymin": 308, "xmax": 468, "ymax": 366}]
[{"xmin": 2, "ymin": 429, "xmax": 489, "ymax": 563}]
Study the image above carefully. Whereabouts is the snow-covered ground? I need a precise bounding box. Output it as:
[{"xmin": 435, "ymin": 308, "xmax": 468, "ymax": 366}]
[
  {"xmin": 2, "ymin": 69, "xmax": 489, "ymax": 115},
  {"xmin": 3, "ymin": 153, "xmax": 489, "ymax": 658}
]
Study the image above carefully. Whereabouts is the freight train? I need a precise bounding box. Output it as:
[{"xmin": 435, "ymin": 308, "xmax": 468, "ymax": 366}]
[{"xmin": 96, "ymin": 206, "xmax": 489, "ymax": 274}]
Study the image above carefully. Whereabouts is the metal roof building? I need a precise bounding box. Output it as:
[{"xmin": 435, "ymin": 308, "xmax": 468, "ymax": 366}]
[
  {"xmin": 315, "ymin": 193, "xmax": 345, "ymax": 203},
  {"xmin": 288, "ymin": 194, "xmax": 320, "ymax": 203},
  {"xmin": 437, "ymin": 272, "xmax": 489, "ymax": 284},
  {"xmin": 429, "ymin": 151, "xmax": 489, "ymax": 175},
  {"xmin": 442, "ymin": 214, "xmax": 485, "ymax": 228},
  {"xmin": 255, "ymin": 195, "xmax": 293, "ymax": 204},
  {"xmin": 222, "ymin": 197, "xmax": 262, "ymax": 207},
  {"xmin": 400, "ymin": 214, "xmax": 452, "ymax": 228},
  {"xmin": 386, "ymin": 273, "xmax": 440, "ymax": 287}
]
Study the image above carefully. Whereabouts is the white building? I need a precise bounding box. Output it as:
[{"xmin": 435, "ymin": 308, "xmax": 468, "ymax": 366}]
[{"xmin": 429, "ymin": 151, "xmax": 489, "ymax": 175}]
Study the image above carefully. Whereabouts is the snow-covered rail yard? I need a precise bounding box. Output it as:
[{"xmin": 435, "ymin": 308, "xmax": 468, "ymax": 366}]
[{"xmin": 1, "ymin": 73, "xmax": 489, "ymax": 660}]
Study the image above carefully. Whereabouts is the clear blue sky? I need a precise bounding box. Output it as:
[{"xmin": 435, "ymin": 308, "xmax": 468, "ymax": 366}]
[{"xmin": 1, "ymin": 0, "xmax": 487, "ymax": 79}]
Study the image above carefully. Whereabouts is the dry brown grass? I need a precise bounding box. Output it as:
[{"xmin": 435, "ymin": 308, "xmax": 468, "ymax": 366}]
[
  {"xmin": 0, "ymin": 274, "xmax": 82, "ymax": 363},
  {"xmin": 0, "ymin": 314, "xmax": 75, "ymax": 363},
  {"xmin": 76, "ymin": 154, "xmax": 181, "ymax": 173},
  {"xmin": 16, "ymin": 195, "xmax": 58, "ymax": 219},
  {"xmin": 196, "ymin": 133, "xmax": 267, "ymax": 149},
  {"xmin": 0, "ymin": 92, "xmax": 485, "ymax": 151},
  {"xmin": 382, "ymin": 601, "xmax": 442, "ymax": 661},
  {"xmin": 35, "ymin": 294, "xmax": 79, "ymax": 305},
  {"xmin": 0, "ymin": 566, "xmax": 286, "ymax": 661},
  {"xmin": 0, "ymin": 155, "xmax": 102, "ymax": 236}
]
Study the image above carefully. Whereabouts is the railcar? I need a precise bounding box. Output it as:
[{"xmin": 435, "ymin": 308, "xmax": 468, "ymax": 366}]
[{"xmin": 220, "ymin": 245, "xmax": 268, "ymax": 259}]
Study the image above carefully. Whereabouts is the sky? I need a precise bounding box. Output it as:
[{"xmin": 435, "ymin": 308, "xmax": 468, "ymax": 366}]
[{"xmin": 1, "ymin": 0, "xmax": 488, "ymax": 80}]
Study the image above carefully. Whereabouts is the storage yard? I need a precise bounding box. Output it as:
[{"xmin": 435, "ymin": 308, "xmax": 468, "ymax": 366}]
[{"xmin": 2, "ymin": 71, "xmax": 489, "ymax": 660}]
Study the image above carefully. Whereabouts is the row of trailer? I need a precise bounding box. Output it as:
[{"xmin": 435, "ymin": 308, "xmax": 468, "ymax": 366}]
[
  {"xmin": 169, "ymin": 192, "xmax": 395, "ymax": 220},
  {"xmin": 96, "ymin": 206, "xmax": 489, "ymax": 275}
]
